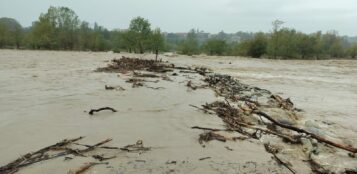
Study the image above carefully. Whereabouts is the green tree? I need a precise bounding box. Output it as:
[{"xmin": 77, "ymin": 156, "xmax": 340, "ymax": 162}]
[
  {"xmin": 150, "ymin": 28, "xmax": 165, "ymax": 61},
  {"xmin": 47, "ymin": 6, "xmax": 80, "ymax": 49},
  {"xmin": 230, "ymin": 41, "xmax": 249, "ymax": 56},
  {"xmin": 121, "ymin": 30, "xmax": 136, "ymax": 53},
  {"xmin": 348, "ymin": 44, "xmax": 357, "ymax": 58},
  {"xmin": 78, "ymin": 21, "xmax": 92, "ymax": 50},
  {"xmin": 246, "ymin": 32, "xmax": 267, "ymax": 58},
  {"xmin": 203, "ymin": 38, "xmax": 227, "ymax": 56},
  {"xmin": 129, "ymin": 17, "xmax": 152, "ymax": 53},
  {"xmin": 91, "ymin": 23, "xmax": 109, "ymax": 51},
  {"xmin": 0, "ymin": 18, "xmax": 23, "ymax": 48},
  {"xmin": 268, "ymin": 20, "xmax": 284, "ymax": 59},
  {"xmin": 0, "ymin": 22, "xmax": 9, "ymax": 48},
  {"xmin": 30, "ymin": 16, "xmax": 56, "ymax": 49},
  {"xmin": 279, "ymin": 28, "xmax": 299, "ymax": 58},
  {"xmin": 29, "ymin": 6, "xmax": 80, "ymax": 50},
  {"xmin": 179, "ymin": 29, "xmax": 199, "ymax": 55},
  {"xmin": 296, "ymin": 33, "xmax": 315, "ymax": 59},
  {"xmin": 311, "ymin": 31, "xmax": 323, "ymax": 59},
  {"xmin": 321, "ymin": 31, "xmax": 344, "ymax": 58}
]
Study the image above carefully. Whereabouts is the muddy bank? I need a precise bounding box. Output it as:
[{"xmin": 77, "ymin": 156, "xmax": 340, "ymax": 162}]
[{"xmin": 0, "ymin": 50, "xmax": 356, "ymax": 173}]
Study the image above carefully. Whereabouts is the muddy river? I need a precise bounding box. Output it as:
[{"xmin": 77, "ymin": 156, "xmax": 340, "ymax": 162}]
[{"xmin": 0, "ymin": 50, "xmax": 356, "ymax": 173}]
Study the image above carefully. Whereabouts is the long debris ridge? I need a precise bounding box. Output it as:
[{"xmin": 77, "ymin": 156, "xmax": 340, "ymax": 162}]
[
  {"xmin": 97, "ymin": 57, "xmax": 356, "ymax": 173},
  {"xmin": 194, "ymin": 74, "xmax": 357, "ymax": 173}
]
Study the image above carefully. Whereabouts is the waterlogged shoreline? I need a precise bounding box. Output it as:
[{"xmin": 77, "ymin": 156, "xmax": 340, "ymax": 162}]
[{"xmin": 0, "ymin": 50, "xmax": 356, "ymax": 173}]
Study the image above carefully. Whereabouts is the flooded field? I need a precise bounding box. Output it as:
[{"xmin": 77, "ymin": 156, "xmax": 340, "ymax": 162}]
[{"xmin": 0, "ymin": 50, "xmax": 356, "ymax": 173}]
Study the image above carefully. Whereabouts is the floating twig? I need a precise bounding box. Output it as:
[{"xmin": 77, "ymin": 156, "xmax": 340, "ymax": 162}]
[{"xmin": 89, "ymin": 107, "xmax": 117, "ymax": 115}]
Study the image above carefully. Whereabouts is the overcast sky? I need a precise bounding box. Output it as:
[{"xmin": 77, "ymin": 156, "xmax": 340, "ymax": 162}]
[{"xmin": 0, "ymin": 0, "xmax": 356, "ymax": 35}]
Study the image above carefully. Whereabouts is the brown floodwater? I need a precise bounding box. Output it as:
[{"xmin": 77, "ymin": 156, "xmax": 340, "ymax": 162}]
[{"xmin": 0, "ymin": 50, "xmax": 356, "ymax": 173}]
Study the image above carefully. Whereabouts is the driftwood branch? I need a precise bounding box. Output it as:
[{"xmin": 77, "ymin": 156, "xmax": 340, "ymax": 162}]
[
  {"xmin": 189, "ymin": 105, "xmax": 215, "ymax": 114},
  {"xmin": 1, "ymin": 134, "xmax": 150, "ymax": 174},
  {"xmin": 92, "ymin": 155, "xmax": 117, "ymax": 161},
  {"xmin": 0, "ymin": 137, "xmax": 84, "ymax": 174},
  {"xmin": 79, "ymin": 138, "xmax": 112, "ymax": 153},
  {"xmin": 192, "ymin": 122, "xmax": 300, "ymax": 144},
  {"xmin": 254, "ymin": 111, "xmax": 357, "ymax": 153},
  {"xmin": 272, "ymin": 154, "xmax": 296, "ymax": 174},
  {"xmin": 89, "ymin": 107, "xmax": 117, "ymax": 115}
]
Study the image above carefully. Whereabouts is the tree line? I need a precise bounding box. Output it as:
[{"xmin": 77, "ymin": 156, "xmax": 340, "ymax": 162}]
[
  {"xmin": 0, "ymin": 6, "xmax": 164, "ymax": 59},
  {"xmin": 0, "ymin": 7, "xmax": 356, "ymax": 59},
  {"xmin": 173, "ymin": 20, "xmax": 357, "ymax": 59}
]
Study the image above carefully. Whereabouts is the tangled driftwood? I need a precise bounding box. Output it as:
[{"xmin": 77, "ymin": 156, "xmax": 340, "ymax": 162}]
[
  {"xmin": 0, "ymin": 137, "xmax": 151, "ymax": 174},
  {"xmin": 190, "ymin": 73, "xmax": 357, "ymax": 173},
  {"xmin": 93, "ymin": 57, "xmax": 356, "ymax": 173}
]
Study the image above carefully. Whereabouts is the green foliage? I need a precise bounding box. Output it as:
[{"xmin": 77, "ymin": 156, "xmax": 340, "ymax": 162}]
[
  {"xmin": 78, "ymin": 21, "xmax": 92, "ymax": 50},
  {"xmin": 277, "ymin": 28, "xmax": 299, "ymax": 58},
  {"xmin": 0, "ymin": 17, "xmax": 23, "ymax": 48},
  {"xmin": 229, "ymin": 33, "xmax": 267, "ymax": 58},
  {"xmin": 348, "ymin": 44, "xmax": 357, "ymax": 58},
  {"xmin": 30, "ymin": 17, "xmax": 56, "ymax": 49},
  {"xmin": 322, "ymin": 31, "xmax": 345, "ymax": 58},
  {"xmin": 121, "ymin": 30, "xmax": 137, "ymax": 53},
  {"xmin": 150, "ymin": 28, "xmax": 165, "ymax": 60},
  {"xmin": 296, "ymin": 33, "xmax": 316, "ymax": 59},
  {"xmin": 230, "ymin": 41, "xmax": 249, "ymax": 56},
  {"xmin": 28, "ymin": 6, "xmax": 80, "ymax": 49},
  {"xmin": 179, "ymin": 29, "xmax": 199, "ymax": 55},
  {"xmin": 1, "ymin": 8, "xmax": 356, "ymax": 60},
  {"xmin": 203, "ymin": 39, "xmax": 227, "ymax": 56},
  {"xmin": 128, "ymin": 17, "xmax": 152, "ymax": 53},
  {"xmin": 268, "ymin": 20, "xmax": 284, "ymax": 59},
  {"xmin": 246, "ymin": 32, "xmax": 267, "ymax": 58}
]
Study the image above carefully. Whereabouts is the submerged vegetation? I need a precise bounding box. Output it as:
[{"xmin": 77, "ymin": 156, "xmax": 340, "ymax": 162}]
[{"xmin": 0, "ymin": 6, "xmax": 357, "ymax": 59}]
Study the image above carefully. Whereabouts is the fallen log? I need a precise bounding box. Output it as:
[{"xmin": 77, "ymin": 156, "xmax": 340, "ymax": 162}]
[
  {"xmin": 89, "ymin": 107, "xmax": 117, "ymax": 115},
  {"xmin": 254, "ymin": 111, "xmax": 357, "ymax": 153}
]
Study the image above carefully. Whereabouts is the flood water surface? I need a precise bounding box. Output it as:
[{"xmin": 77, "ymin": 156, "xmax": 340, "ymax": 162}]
[{"xmin": 0, "ymin": 50, "xmax": 356, "ymax": 173}]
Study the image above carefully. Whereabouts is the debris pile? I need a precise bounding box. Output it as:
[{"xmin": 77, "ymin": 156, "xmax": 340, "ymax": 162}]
[
  {"xmin": 96, "ymin": 56, "xmax": 173, "ymax": 73},
  {"xmin": 193, "ymin": 74, "xmax": 357, "ymax": 173}
]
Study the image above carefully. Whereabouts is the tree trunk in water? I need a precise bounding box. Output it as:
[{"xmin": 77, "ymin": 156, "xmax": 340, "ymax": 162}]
[
  {"xmin": 155, "ymin": 50, "xmax": 158, "ymax": 61},
  {"xmin": 139, "ymin": 42, "xmax": 144, "ymax": 54}
]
